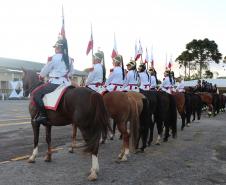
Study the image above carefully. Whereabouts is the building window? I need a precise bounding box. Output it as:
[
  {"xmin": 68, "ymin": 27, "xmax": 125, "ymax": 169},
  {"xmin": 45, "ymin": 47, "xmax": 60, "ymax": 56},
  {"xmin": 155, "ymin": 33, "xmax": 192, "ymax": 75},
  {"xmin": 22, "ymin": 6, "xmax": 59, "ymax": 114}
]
[{"xmin": 1, "ymin": 81, "xmax": 8, "ymax": 89}]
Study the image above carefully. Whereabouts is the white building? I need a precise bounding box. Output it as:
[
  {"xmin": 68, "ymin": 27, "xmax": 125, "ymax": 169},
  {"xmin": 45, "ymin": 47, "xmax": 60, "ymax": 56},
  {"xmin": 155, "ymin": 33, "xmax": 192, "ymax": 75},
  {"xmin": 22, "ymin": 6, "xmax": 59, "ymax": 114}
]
[{"xmin": 0, "ymin": 57, "xmax": 87, "ymax": 99}]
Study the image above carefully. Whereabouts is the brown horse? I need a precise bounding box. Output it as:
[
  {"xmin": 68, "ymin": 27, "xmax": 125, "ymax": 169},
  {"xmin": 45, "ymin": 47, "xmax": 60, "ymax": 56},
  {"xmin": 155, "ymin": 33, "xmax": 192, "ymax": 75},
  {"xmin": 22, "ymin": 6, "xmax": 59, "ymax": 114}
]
[
  {"xmin": 22, "ymin": 69, "xmax": 108, "ymax": 181},
  {"xmin": 69, "ymin": 91, "xmax": 149, "ymax": 161},
  {"xmin": 172, "ymin": 92, "xmax": 186, "ymax": 130},
  {"xmin": 103, "ymin": 91, "xmax": 149, "ymax": 160},
  {"xmin": 196, "ymin": 92, "xmax": 213, "ymax": 116}
]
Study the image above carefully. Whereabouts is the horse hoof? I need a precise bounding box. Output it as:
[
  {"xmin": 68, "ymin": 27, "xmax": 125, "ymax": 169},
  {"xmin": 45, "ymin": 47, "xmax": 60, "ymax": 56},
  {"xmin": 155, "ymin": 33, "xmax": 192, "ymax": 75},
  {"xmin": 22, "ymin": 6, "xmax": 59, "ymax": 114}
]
[
  {"xmin": 155, "ymin": 142, "xmax": 161, "ymax": 145},
  {"xmin": 68, "ymin": 148, "xmax": 74, "ymax": 153},
  {"xmin": 120, "ymin": 156, "xmax": 128, "ymax": 162},
  {"xmin": 44, "ymin": 156, "xmax": 52, "ymax": 162},
  {"xmin": 27, "ymin": 159, "xmax": 35, "ymax": 163},
  {"xmin": 163, "ymin": 139, "xmax": 168, "ymax": 142},
  {"xmin": 88, "ymin": 171, "xmax": 97, "ymax": 181},
  {"xmin": 110, "ymin": 137, "xmax": 114, "ymax": 140}
]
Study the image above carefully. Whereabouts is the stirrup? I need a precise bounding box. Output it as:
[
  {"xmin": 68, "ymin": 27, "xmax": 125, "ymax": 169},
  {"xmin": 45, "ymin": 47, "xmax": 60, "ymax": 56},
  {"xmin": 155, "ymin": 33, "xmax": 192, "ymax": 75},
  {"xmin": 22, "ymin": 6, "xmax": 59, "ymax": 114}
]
[{"xmin": 35, "ymin": 114, "xmax": 47, "ymax": 126}]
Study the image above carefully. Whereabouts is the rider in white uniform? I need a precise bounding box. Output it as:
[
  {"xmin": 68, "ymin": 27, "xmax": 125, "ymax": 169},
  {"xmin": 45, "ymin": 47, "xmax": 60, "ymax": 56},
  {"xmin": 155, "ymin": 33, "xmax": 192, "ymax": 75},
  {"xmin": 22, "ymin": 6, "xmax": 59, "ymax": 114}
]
[
  {"xmin": 138, "ymin": 63, "xmax": 150, "ymax": 91},
  {"xmin": 85, "ymin": 50, "xmax": 106, "ymax": 93},
  {"xmin": 148, "ymin": 67, "xmax": 158, "ymax": 90},
  {"xmin": 106, "ymin": 55, "xmax": 125, "ymax": 92},
  {"xmin": 33, "ymin": 36, "xmax": 73, "ymax": 125},
  {"xmin": 176, "ymin": 77, "xmax": 185, "ymax": 92},
  {"xmin": 160, "ymin": 69, "xmax": 172, "ymax": 94},
  {"xmin": 124, "ymin": 59, "xmax": 140, "ymax": 92}
]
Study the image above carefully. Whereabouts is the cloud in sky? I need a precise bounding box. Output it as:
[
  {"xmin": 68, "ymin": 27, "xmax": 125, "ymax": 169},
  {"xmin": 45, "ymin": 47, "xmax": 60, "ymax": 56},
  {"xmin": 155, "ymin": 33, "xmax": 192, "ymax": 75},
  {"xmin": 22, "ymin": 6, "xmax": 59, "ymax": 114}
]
[{"xmin": 0, "ymin": 0, "xmax": 225, "ymax": 78}]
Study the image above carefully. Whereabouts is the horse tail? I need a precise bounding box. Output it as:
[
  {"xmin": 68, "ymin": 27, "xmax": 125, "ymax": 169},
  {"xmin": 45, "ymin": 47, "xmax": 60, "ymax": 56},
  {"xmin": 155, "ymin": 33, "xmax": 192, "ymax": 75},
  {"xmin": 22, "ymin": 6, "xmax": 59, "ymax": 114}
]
[
  {"xmin": 169, "ymin": 94, "xmax": 177, "ymax": 137},
  {"xmin": 84, "ymin": 93, "xmax": 108, "ymax": 154},
  {"xmin": 129, "ymin": 99, "xmax": 140, "ymax": 152},
  {"xmin": 185, "ymin": 93, "xmax": 192, "ymax": 124}
]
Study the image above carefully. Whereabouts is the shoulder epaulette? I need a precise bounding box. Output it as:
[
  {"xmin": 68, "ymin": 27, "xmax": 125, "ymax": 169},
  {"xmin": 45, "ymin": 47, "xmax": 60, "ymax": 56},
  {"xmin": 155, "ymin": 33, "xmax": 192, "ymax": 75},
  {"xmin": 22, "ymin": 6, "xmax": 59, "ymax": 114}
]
[{"xmin": 47, "ymin": 56, "xmax": 53, "ymax": 63}]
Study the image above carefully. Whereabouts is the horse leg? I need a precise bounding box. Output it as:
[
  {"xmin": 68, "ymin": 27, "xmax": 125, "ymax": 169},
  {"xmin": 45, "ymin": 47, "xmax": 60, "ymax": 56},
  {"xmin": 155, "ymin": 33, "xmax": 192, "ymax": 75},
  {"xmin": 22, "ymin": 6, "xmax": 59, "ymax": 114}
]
[
  {"xmin": 148, "ymin": 116, "xmax": 155, "ymax": 146},
  {"xmin": 44, "ymin": 125, "xmax": 52, "ymax": 162},
  {"xmin": 69, "ymin": 125, "xmax": 77, "ymax": 153},
  {"xmin": 28, "ymin": 121, "xmax": 40, "ymax": 163},
  {"xmin": 208, "ymin": 104, "xmax": 213, "ymax": 117},
  {"xmin": 192, "ymin": 110, "xmax": 196, "ymax": 121},
  {"xmin": 155, "ymin": 120, "xmax": 163, "ymax": 145},
  {"xmin": 180, "ymin": 112, "xmax": 186, "ymax": 131},
  {"xmin": 117, "ymin": 123, "xmax": 129, "ymax": 161},
  {"xmin": 163, "ymin": 123, "xmax": 170, "ymax": 142},
  {"xmin": 88, "ymin": 153, "xmax": 99, "ymax": 181},
  {"xmin": 108, "ymin": 119, "xmax": 114, "ymax": 140}
]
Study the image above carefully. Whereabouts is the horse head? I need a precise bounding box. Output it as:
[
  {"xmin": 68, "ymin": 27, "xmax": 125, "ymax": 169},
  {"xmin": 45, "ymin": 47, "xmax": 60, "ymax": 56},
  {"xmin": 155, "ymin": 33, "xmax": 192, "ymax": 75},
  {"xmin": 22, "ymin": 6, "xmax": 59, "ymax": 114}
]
[{"xmin": 21, "ymin": 69, "xmax": 39, "ymax": 97}]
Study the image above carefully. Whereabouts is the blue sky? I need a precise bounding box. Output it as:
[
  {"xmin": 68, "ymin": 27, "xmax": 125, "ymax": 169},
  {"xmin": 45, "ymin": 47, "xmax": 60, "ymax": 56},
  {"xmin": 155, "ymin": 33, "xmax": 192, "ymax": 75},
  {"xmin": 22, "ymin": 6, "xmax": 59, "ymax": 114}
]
[{"xmin": 0, "ymin": 0, "xmax": 225, "ymax": 78}]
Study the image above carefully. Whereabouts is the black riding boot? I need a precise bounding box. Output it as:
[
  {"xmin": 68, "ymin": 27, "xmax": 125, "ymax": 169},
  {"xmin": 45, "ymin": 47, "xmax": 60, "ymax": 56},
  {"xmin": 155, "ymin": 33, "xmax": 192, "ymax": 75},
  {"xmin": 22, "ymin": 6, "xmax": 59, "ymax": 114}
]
[{"xmin": 35, "ymin": 110, "xmax": 47, "ymax": 126}]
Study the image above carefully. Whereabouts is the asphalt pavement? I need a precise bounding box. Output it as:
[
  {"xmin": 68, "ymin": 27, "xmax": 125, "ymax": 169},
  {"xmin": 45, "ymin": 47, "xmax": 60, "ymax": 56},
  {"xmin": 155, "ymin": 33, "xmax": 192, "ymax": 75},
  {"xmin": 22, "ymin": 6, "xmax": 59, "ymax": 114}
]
[{"xmin": 1, "ymin": 100, "xmax": 226, "ymax": 185}]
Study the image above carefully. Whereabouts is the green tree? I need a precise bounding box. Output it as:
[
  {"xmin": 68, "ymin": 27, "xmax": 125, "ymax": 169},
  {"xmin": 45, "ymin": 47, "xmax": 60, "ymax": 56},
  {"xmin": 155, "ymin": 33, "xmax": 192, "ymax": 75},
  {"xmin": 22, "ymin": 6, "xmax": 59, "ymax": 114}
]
[
  {"xmin": 176, "ymin": 50, "xmax": 193, "ymax": 79},
  {"xmin": 203, "ymin": 70, "xmax": 213, "ymax": 78},
  {"xmin": 185, "ymin": 38, "xmax": 222, "ymax": 78}
]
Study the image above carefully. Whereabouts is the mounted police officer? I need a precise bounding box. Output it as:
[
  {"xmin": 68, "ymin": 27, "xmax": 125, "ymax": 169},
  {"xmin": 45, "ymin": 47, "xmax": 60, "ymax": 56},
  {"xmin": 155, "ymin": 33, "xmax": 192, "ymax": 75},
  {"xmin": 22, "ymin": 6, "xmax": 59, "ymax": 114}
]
[
  {"xmin": 85, "ymin": 50, "xmax": 106, "ymax": 94},
  {"xmin": 33, "ymin": 36, "xmax": 74, "ymax": 125},
  {"xmin": 176, "ymin": 77, "xmax": 185, "ymax": 92},
  {"xmin": 124, "ymin": 59, "xmax": 140, "ymax": 92},
  {"xmin": 138, "ymin": 63, "xmax": 150, "ymax": 91},
  {"xmin": 194, "ymin": 79, "xmax": 202, "ymax": 92},
  {"xmin": 148, "ymin": 67, "xmax": 158, "ymax": 90},
  {"xmin": 160, "ymin": 69, "xmax": 172, "ymax": 94},
  {"xmin": 106, "ymin": 54, "xmax": 125, "ymax": 92}
]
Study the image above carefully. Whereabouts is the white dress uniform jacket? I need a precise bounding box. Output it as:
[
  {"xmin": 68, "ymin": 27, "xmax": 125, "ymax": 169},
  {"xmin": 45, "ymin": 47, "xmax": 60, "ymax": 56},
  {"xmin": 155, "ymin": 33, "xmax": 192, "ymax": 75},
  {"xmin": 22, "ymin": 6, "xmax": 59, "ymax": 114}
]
[
  {"xmin": 106, "ymin": 66, "xmax": 124, "ymax": 92},
  {"xmin": 85, "ymin": 63, "xmax": 105, "ymax": 93},
  {"xmin": 124, "ymin": 70, "xmax": 139, "ymax": 92},
  {"xmin": 40, "ymin": 53, "xmax": 73, "ymax": 86},
  {"xmin": 176, "ymin": 81, "xmax": 185, "ymax": 92},
  {"xmin": 150, "ymin": 75, "xmax": 157, "ymax": 89},
  {"xmin": 161, "ymin": 76, "xmax": 172, "ymax": 94},
  {"xmin": 139, "ymin": 71, "xmax": 150, "ymax": 91}
]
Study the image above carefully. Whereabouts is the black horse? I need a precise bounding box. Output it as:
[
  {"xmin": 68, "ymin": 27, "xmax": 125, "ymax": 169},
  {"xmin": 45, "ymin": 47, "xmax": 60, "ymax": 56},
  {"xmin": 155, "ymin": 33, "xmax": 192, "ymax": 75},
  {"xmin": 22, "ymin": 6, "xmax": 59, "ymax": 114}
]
[{"xmin": 148, "ymin": 91, "xmax": 177, "ymax": 144}]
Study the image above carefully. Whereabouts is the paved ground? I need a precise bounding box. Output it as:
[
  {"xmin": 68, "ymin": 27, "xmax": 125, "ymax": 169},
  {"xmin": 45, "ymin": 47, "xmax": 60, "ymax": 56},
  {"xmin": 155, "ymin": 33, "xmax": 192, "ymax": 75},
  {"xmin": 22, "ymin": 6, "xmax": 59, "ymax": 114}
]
[{"xmin": 1, "ymin": 100, "xmax": 226, "ymax": 185}]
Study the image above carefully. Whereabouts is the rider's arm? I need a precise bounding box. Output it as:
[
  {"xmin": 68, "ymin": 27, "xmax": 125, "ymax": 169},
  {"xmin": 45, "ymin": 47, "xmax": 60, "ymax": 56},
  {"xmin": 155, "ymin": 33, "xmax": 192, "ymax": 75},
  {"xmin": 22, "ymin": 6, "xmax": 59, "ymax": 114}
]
[
  {"xmin": 85, "ymin": 69, "xmax": 96, "ymax": 85},
  {"xmin": 40, "ymin": 59, "xmax": 55, "ymax": 78}
]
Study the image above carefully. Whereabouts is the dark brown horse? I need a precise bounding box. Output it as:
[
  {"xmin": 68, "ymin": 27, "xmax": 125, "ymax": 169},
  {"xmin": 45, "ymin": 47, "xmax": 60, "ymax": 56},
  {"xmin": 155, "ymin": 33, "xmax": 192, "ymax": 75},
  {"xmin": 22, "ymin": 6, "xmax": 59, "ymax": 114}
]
[{"xmin": 22, "ymin": 69, "xmax": 108, "ymax": 181}]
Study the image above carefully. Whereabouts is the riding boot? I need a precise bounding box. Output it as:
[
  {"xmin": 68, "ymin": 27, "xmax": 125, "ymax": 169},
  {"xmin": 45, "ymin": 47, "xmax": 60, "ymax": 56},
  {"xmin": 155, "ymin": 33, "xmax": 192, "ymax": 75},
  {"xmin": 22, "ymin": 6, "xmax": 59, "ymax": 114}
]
[{"xmin": 35, "ymin": 110, "xmax": 48, "ymax": 126}]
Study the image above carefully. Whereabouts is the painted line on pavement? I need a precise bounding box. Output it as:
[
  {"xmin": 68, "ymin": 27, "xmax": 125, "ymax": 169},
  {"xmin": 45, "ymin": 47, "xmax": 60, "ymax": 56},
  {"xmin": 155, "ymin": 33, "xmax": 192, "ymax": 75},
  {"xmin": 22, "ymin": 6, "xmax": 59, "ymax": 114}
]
[
  {"xmin": 0, "ymin": 161, "xmax": 11, "ymax": 165},
  {"xmin": 0, "ymin": 118, "xmax": 30, "ymax": 122},
  {"xmin": 0, "ymin": 147, "xmax": 65, "ymax": 165},
  {"xmin": 0, "ymin": 122, "xmax": 30, "ymax": 127}
]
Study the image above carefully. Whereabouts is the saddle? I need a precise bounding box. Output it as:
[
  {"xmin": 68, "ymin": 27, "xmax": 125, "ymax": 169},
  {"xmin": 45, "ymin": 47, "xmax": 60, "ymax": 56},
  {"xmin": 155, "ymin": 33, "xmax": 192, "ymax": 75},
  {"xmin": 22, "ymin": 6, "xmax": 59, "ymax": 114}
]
[{"xmin": 43, "ymin": 85, "xmax": 73, "ymax": 111}]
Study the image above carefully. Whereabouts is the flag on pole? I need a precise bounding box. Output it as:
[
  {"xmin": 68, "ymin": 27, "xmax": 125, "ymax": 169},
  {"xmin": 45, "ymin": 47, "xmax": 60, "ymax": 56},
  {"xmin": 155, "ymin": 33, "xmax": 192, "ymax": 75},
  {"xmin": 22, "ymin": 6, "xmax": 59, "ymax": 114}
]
[
  {"xmin": 168, "ymin": 55, "xmax": 173, "ymax": 70},
  {"xmin": 150, "ymin": 47, "xmax": 154, "ymax": 67},
  {"xmin": 86, "ymin": 24, "xmax": 93, "ymax": 55},
  {"xmin": 61, "ymin": 5, "xmax": 66, "ymax": 38},
  {"xmin": 135, "ymin": 40, "xmax": 143, "ymax": 61},
  {"xmin": 134, "ymin": 40, "xmax": 138, "ymax": 59},
  {"xmin": 111, "ymin": 33, "xmax": 118, "ymax": 58},
  {"xmin": 165, "ymin": 53, "xmax": 168, "ymax": 70},
  {"xmin": 144, "ymin": 48, "xmax": 149, "ymax": 64}
]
